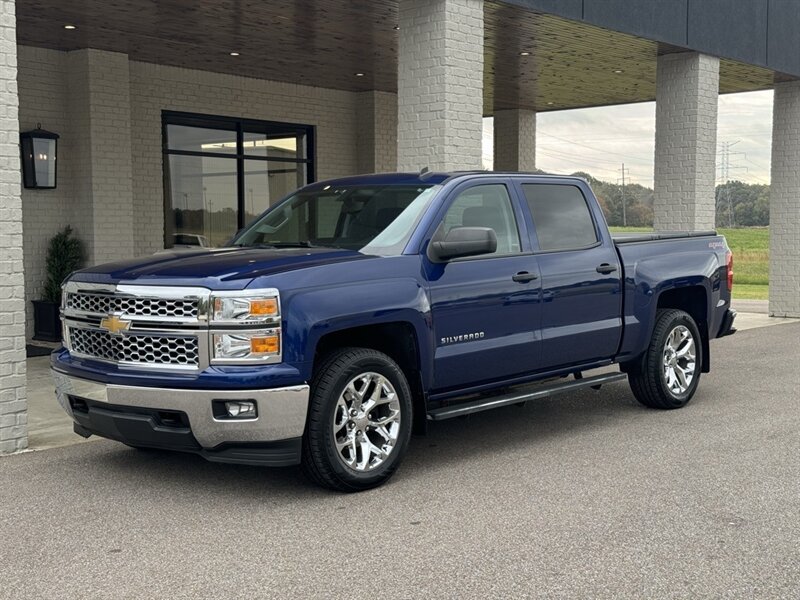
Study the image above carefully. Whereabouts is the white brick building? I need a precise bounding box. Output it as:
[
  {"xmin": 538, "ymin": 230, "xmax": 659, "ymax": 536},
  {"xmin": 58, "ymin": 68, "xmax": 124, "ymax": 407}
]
[{"xmin": 2, "ymin": 0, "xmax": 799, "ymax": 451}]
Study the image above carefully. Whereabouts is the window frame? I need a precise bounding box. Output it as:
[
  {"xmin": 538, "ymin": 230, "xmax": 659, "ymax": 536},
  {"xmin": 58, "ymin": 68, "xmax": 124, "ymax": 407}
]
[
  {"xmin": 422, "ymin": 179, "xmax": 532, "ymax": 262},
  {"xmin": 162, "ymin": 111, "xmax": 316, "ymax": 248},
  {"xmin": 516, "ymin": 181, "xmax": 603, "ymax": 254}
]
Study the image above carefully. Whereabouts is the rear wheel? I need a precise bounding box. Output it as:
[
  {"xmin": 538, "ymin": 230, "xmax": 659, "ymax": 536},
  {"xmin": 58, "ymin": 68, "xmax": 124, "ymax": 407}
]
[
  {"xmin": 301, "ymin": 348, "xmax": 413, "ymax": 492},
  {"xmin": 628, "ymin": 309, "xmax": 702, "ymax": 409}
]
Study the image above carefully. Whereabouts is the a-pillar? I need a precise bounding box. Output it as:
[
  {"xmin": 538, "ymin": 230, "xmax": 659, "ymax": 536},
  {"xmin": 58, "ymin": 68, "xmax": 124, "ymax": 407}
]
[
  {"xmin": 768, "ymin": 81, "xmax": 800, "ymax": 318},
  {"xmin": 653, "ymin": 52, "xmax": 720, "ymax": 231},
  {"xmin": 397, "ymin": 0, "xmax": 484, "ymax": 172},
  {"xmin": 493, "ymin": 109, "xmax": 536, "ymax": 171},
  {"xmin": 66, "ymin": 49, "xmax": 134, "ymax": 265},
  {"xmin": 0, "ymin": 0, "xmax": 27, "ymax": 454}
]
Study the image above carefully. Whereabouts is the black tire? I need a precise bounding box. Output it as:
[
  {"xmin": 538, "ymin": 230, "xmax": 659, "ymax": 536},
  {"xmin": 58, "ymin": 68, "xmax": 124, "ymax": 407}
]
[
  {"xmin": 628, "ymin": 309, "xmax": 703, "ymax": 409},
  {"xmin": 301, "ymin": 348, "xmax": 413, "ymax": 492}
]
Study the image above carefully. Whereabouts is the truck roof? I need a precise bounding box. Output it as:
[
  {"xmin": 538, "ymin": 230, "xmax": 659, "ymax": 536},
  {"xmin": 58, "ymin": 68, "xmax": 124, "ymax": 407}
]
[{"xmin": 306, "ymin": 171, "xmax": 587, "ymax": 189}]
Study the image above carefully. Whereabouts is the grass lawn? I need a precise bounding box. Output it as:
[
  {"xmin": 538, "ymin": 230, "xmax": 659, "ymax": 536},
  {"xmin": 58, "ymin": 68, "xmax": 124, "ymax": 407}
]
[{"xmin": 609, "ymin": 226, "xmax": 768, "ymax": 300}]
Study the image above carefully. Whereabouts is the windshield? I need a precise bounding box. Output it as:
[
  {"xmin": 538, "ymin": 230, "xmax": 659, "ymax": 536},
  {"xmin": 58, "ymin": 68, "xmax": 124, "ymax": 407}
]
[{"xmin": 232, "ymin": 184, "xmax": 439, "ymax": 255}]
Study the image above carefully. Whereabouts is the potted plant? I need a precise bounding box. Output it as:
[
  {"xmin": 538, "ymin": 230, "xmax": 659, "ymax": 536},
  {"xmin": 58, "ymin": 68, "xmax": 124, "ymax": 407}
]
[{"xmin": 32, "ymin": 226, "xmax": 85, "ymax": 342}]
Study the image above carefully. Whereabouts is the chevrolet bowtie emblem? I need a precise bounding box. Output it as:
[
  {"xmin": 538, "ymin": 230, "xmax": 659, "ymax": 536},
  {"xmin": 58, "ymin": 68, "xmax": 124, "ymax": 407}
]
[{"xmin": 99, "ymin": 315, "xmax": 131, "ymax": 335}]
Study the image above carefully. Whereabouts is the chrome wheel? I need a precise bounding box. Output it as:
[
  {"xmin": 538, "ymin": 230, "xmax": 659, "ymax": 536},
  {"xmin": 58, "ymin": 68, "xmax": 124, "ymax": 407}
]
[
  {"xmin": 332, "ymin": 372, "xmax": 402, "ymax": 472},
  {"xmin": 662, "ymin": 325, "xmax": 696, "ymax": 395}
]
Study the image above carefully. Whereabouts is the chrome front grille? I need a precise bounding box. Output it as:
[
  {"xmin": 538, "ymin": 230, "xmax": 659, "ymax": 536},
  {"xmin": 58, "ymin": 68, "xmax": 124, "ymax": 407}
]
[
  {"xmin": 66, "ymin": 292, "xmax": 199, "ymax": 319},
  {"xmin": 68, "ymin": 326, "xmax": 200, "ymax": 367}
]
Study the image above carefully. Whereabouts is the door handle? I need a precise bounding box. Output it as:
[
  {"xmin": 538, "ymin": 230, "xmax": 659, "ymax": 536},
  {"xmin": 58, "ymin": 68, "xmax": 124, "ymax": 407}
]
[
  {"xmin": 512, "ymin": 271, "xmax": 539, "ymax": 283},
  {"xmin": 596, "ymin": 263, "xmax": 618, "ymax": 274}
]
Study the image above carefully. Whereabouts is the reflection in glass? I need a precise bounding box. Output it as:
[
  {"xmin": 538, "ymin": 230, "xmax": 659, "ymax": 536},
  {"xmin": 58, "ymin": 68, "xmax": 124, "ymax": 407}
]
[
  {"xmin": 167, "ymin": 155, "xmax": 238, "ymax": 247},
  {"xmin": 243, "ymin": 161, "xmax": 305, "ymax": 225}
]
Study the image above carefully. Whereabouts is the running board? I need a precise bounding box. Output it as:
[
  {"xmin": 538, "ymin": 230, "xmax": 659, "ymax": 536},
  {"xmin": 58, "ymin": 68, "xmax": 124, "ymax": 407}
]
[{"xmin": 427, "ymin": 372, "xmax": 627, "ymax": 421}]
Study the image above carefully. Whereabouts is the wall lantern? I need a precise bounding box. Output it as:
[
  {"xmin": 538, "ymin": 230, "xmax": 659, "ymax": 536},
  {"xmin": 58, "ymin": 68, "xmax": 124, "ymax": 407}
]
[{"xmin": 20, "ymin": 124, "xmax": 59, "ymax": 189}]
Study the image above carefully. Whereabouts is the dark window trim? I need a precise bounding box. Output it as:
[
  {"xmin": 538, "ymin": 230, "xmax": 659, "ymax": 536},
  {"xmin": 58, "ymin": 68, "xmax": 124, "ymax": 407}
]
[{"xmin": 162, "ymin": 110, "xmax": 316, "ymax": 246}]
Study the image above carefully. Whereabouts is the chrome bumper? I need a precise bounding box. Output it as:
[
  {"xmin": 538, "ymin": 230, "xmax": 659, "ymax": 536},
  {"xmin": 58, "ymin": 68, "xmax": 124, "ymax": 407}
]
[{"xmin": 51, "ymin": 369, "xmax": 310, "ymax": 448}]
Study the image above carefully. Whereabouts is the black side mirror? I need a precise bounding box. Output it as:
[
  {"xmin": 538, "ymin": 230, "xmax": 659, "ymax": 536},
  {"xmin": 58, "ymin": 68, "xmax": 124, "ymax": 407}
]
[{"xmin": 428, "ymin": 226, "xmax": 497, "ymax": 262}]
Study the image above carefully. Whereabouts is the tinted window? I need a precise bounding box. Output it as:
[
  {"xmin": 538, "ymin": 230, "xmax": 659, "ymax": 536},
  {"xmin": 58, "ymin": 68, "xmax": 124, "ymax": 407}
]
[
  {"xmin": 522, "ymin": 184, "xmax": 598, "ymax": 251},
  {"xmin": 441, "ymin": 184, "xmax": 521, "ymax": 255}
]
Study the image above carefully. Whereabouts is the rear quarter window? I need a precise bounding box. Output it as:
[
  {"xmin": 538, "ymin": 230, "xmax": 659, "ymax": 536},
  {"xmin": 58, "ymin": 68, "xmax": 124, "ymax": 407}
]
[{"xmin": 522, "ymin": 184, "xmax": 598, "ymax": 252}]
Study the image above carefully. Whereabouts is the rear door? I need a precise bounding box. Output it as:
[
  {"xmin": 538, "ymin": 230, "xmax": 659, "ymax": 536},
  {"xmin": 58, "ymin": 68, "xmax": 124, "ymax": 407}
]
[
  {"xmin": 423, "ymin": 179, "xmax": 542, "ymax": 391},
  {"xmin": 514, "ymin": 180, "xmax": 622, "ymax": 370}
]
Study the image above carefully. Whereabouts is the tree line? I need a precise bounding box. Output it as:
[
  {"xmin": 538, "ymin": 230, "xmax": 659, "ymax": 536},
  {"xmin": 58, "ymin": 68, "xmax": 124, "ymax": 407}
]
[{"xmin": 572, "ymin": 172, "xmax": 769, "ymax": 228}]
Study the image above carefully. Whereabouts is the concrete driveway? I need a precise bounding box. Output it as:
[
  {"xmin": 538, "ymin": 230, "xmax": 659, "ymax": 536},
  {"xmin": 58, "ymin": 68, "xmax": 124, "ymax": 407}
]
[{"xmin": 2, "ymin": 323, "xmax": 799, "ymax": 599}]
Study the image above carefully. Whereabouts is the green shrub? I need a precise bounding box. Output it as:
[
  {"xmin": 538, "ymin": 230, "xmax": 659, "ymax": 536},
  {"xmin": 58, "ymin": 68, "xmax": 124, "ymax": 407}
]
[{"xmin": 43, "ymin": 226, "xmax": 85, "ymax": 303}]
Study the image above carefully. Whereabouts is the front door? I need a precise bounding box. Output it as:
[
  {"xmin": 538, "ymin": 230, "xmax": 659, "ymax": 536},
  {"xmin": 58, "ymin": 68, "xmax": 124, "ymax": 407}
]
[{"xmin": 424, "ymin": 180, "xmax": 542, "ymax": 391}]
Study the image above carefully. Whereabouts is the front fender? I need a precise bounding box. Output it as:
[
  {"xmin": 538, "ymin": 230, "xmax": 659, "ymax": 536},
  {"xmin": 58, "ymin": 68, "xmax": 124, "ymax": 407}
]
[{"xmin": 281, "ymin": 278, "xmax": 433, "ymax": 382}]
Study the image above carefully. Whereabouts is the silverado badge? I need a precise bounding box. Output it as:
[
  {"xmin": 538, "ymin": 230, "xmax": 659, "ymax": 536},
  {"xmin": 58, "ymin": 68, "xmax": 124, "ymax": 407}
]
[{"xmin": 99, "ymin": 314, "xmax": 131, "ymax": 335}]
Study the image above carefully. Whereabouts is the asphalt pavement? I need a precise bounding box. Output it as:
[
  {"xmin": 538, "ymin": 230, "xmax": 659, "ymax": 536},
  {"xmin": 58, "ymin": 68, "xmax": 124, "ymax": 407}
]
[{"xmin": 2, "ymin": 323, "xmax": 799, "ymax": 599}]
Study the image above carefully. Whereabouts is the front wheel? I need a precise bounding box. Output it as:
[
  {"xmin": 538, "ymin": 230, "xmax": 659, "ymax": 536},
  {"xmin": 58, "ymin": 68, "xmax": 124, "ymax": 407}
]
[
  {"xmin": 301, "ymin": 348, "xmax": 413, "ymax": 492},
  {"xmin": 628, "ymin": 309, "xmax": 703, "ymax": 409}
]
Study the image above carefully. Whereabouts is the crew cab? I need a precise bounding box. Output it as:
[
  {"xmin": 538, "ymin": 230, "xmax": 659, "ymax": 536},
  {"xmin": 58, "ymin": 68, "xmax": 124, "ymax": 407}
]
[{"xmin": 51, "ymin": 172, "xmax": 736, "ymax": 491}]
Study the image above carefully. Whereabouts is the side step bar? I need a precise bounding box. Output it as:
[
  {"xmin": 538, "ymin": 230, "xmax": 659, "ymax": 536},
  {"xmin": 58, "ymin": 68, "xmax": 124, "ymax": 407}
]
[{"xmin": 427, "ymin": 372, "xmax": 627, "ymax": 421}]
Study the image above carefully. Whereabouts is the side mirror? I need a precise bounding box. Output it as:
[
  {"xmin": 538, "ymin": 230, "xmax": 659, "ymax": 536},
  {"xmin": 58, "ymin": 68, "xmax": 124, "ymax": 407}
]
[{"xmin": 428, "ymin": 226, "xmax": 497, "ymax": 262}]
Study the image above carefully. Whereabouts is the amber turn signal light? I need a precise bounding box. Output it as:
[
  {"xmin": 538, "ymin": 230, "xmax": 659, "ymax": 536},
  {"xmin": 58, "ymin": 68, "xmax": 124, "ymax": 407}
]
[
  {"xmin": 250, "ymin": 334, "xmax": 279, "ymax": 354},
  {"xmin": 249, "ymin": 298, "xmax": 279, "ymax": 316}
]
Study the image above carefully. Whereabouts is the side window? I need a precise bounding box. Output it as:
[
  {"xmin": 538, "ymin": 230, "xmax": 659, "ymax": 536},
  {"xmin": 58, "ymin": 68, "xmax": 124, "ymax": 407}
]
[
  {"xmin": 522, "ymin": 184, "xmax": 599, "ymax": 251},
  {"xmin": 441, "ymin": 184, "xmax": 521, "ymax": 254}
]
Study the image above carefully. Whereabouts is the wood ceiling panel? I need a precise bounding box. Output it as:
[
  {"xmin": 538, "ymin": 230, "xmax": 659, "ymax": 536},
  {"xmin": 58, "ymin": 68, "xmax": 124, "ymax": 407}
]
[{"xmin": 16, "ymin": 0, "xmax": 779, "ymax": 113}]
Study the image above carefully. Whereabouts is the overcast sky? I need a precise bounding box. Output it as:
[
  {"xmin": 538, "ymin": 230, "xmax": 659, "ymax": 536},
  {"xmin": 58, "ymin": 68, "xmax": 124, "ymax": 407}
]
[{"xmin": 483, "ymin": 90, "xmax": 774, "ymax": 188}]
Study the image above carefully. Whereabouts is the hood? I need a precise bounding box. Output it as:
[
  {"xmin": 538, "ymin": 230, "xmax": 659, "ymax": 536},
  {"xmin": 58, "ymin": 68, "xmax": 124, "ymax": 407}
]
[{"xmin": 72, "ymin": 246, "xmax": 372, "ymax": 289}]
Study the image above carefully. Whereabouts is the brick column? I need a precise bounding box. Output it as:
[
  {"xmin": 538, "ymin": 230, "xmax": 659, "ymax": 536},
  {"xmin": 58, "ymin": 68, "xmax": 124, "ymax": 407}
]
[
  {"xmin": 356, "ymin": 91, "xmax": 398, "ymax": 173},
  {"xmin": 769, "ymin": 81, "xmax": 800, "ymax": 318},
  {"xmin": 397, "ymin": 0, "xmax": 484, "ymax": 172},
  {"xmin": 493, "ymin": 109, "xmax": 536, "ymax": 171},
  {"xmin": 0, "ymin": 0, "xmax": 27, "ymax": 454},
  {"xmin": 653, "ymin": 52, "xmax": 719, "ymax": 231},
  {"xmin": 66, "ymin": 49, "xmax": 134, "ymax": 265}
]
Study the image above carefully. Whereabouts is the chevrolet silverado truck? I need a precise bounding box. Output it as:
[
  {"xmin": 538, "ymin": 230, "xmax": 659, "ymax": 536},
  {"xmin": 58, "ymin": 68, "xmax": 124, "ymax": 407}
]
[{"xmin": 52, "ymin": 172, "xmax": 736, "ymax": 491}]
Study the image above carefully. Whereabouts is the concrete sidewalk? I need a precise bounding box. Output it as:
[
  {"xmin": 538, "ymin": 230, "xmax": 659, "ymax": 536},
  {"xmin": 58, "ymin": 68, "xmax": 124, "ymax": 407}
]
[{"xmin": 22, "ymin": 305, "xmax": 797, "ymax": 452}]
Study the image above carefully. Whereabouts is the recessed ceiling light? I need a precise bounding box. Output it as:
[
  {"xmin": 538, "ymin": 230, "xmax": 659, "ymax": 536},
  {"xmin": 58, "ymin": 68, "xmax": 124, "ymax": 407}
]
[
  {"xmin": 519, "ymin": 51, "xmax": 531, "ymax": 56},
  {"xmin": 355, "ymin": 72, "xmax": 365, "ymax": 77},
  {"xmin": 393, "ymin": 25, "xmax": 400, "ymax": 30},
  {"xmin": 64, "ymin": 24, "xmax": 76, "ymax": 30},
  {"xmin": 229, "ymin": 52, "xmax": 240, "ymax": 56},
  {"xmin": 546, "ymin": 101, "xmax": 554, "ymax": 105},
  {"xmin": 613, "ymin": 69, "xmax": 624, "ymax": 74}
]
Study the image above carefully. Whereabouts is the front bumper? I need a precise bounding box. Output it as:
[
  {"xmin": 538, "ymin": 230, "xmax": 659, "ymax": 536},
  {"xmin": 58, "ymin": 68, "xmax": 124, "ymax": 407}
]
[{"xmin": 52, "ymin": 369, "xmax": 309, "ymax": 466}]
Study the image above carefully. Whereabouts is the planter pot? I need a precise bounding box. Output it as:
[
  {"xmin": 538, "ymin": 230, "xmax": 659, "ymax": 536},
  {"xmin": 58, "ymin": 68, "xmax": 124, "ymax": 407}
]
[{"xmin": 32, "ymin": 299, "xmax": 62, "ymax": 342}]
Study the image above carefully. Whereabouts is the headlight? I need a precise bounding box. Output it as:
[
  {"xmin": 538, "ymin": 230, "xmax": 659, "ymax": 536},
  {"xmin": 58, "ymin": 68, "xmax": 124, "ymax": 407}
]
[
  {"xmin": 212, "ymin": 329, "xmax": 281, "ymax": 364},
  {"xmin": 210, "ymin": 289, "xmax": 280, "ymax": 325}
]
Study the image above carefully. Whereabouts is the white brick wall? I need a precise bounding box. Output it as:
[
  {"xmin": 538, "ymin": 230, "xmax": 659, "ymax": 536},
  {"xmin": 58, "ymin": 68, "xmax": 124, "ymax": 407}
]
[
  {"xmin": 493, "ymin": 109, "xmax": 536, "ymax": 171},
  {"xmin": 397, "ymin": 0, "xmax": 484, "ymax": 172},
  {"xmin": 68, "ymin": 50, "xmax": 135, "ymax": 265},
  {"xmin": 0, "ymin": 0, "xmax": 27, "ymax": 453},
  {"xmin": 653, "ymin": 52, "xmax": 719, "ymax": 231},
  {"xmin": 357, "ymin": 91, "xmax": 398, "ymax": 173},
  {"xmin": 129, "ymin": 61, "xmax": 360, "ymax": 255},
  {"xmin": 769, "ymin": 81, "xmax": 800, "ymax": 318},
  {"xmin": 18, "ymin": 47, "xmax": 72, "ymax": 339}
]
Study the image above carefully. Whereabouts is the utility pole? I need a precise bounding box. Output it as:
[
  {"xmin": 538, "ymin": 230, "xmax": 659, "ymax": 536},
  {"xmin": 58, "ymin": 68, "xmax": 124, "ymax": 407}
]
[{"xmin": 618, "ymin": 163, "xmax": 630, "ymax": 227}]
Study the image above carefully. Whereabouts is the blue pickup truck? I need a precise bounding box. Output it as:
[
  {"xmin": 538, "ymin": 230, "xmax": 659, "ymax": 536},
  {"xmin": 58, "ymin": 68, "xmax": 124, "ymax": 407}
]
[{"xmin": 52, "ymin": 172, "xmax": 736, "ymax": 491}]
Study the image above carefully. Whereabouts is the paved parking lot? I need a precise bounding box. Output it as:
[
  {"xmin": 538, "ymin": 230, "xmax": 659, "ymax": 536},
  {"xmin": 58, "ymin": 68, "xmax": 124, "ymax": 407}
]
[{"xmin": 1, "ymin": 322, "xmax": 799, "ymax": 599}]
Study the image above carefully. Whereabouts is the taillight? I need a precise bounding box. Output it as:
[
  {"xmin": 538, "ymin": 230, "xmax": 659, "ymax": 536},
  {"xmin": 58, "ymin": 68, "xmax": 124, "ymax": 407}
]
[{"xmin": 726, "ymin": 250, "xmax": 734, "ymax": 291}]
